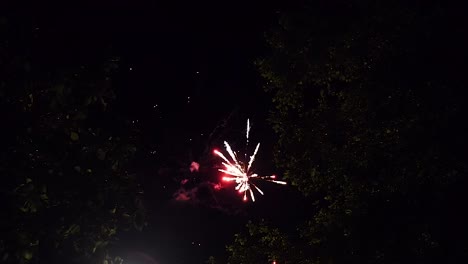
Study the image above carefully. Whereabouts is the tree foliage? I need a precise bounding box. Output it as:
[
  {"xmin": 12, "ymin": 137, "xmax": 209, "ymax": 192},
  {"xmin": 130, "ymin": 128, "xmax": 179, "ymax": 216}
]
[
  {"xmin": 227, "ymin": 221, "xmax": 290, "ymax": 264},
  {"xmin": 0, "ymin": 17, "xmax": 144, "ymax": 263},
  {"xmin": 228, "ymin": 1, "xmax": 468, "ymax": 263}
]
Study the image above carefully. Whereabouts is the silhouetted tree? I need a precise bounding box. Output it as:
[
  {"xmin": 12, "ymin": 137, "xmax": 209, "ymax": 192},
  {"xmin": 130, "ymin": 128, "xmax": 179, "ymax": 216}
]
[
  {"xmin": 228, "ymin": 1, "xmax": 468, "ymax": 263},
  {"xmin": 0, "ymin": 17, "xmax": 144, "ymax": 264}
]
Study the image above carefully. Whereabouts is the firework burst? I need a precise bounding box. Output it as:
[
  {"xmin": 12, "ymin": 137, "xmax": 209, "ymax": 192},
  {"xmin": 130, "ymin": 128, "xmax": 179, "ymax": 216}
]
[{"xmin": 213, "ymin": 119, "xmax": 286, "ymax": 202}]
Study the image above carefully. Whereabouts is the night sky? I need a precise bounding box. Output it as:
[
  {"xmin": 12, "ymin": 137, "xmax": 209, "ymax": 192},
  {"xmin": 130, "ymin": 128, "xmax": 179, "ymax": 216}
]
[
  {"xmin": 4, "ymin": 1, "xmax": 468, "ymax": 263},
  {"xmin": 5, "ymin": 1, "xmax": 309, "ymax": 263}
]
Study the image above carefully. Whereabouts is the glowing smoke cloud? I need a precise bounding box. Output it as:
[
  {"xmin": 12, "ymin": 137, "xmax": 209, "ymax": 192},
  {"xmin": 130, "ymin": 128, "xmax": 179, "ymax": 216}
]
[{"xmin": 213, "ymin": 119, "xmax": 287, "ymax": 202}]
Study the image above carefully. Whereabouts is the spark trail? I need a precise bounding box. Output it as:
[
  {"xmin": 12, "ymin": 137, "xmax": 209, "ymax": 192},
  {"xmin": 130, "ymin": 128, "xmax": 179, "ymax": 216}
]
[{"xmin": 213, "ymin": 119, "xmax": 286, "ymax": 202}]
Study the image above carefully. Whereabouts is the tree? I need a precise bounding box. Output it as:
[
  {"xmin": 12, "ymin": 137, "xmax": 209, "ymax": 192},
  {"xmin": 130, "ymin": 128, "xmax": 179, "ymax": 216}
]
[
  {"xmin": 228, "ymin": 1, "xmax": 468, "ymax": 263},
  {"xmin": 0, "ymin": 16, "xmax": 144, "ymax": 263},
  {"xmin": 226, "ymin": 220, "xmax": 314, "ymax": 264}
]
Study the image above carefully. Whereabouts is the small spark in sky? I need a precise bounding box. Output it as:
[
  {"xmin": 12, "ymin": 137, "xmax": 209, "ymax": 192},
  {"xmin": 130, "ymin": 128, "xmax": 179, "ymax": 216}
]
[{"xmin": 189, "ymin": 161, "xmax": 200, "ymax": 172}]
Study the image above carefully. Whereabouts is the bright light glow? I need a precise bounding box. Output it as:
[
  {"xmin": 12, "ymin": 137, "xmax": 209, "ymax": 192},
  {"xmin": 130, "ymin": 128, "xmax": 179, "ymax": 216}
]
[
  {"xmin": 213, "ymin": 119, "xmax": 287, "ymax": 202},
  {"xmin": 222, "ymin": 176, "xmax": 235, "ymax": 182}
]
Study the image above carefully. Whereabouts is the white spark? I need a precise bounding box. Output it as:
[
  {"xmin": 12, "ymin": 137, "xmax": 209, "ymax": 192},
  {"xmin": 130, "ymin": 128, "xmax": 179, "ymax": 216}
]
[
  {"xmin": 246, "ymin": 119, "xmax": 251, "ymax": 140},
  {"xmin": 247, "ymin": 143, "xmax": 260, "ymax": 172}
]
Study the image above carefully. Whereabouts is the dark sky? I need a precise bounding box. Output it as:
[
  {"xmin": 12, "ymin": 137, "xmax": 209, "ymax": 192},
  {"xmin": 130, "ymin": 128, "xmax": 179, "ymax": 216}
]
[{"xmin": 6, "ymin": 1, "xmax": 309, "ymax": 263}]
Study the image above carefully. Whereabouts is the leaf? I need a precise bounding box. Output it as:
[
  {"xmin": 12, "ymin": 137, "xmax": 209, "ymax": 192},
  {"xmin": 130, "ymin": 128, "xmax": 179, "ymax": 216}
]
[
  {"xmin": 93, "ymin": 240, "xmax": 108, "ymax": 253},
  {"xmin": 133, "ymin": 210, "xmax": 145, "ymax": 231},
  {"xmin": 40, "ymin": 193, "xmax": 49, "ymax": 202},
  {"xmin": 122, "ymin": 213, "xmax": 131, "ymax": 218},
  {"xmin": 17, "ymin": 232, "xmax": 30, "ymax": 245},
  {"xmin": 70, "ymin": 131, "xmax": 79, "ymax": 141},
  {"xmin": 74, "ymin": 112, "xmax": 87, "ymax": 120},
  {"xmin": 108, "ymin": 227, "xmax": 117, "ymax": 236},
  {"xmin": 112, "ymin": 161, "xmax": 119, "ymax": 171},
  {"xmin": 23, "ymin": 249, "xmax": 33, "ymax": 260},
  {"xmin": 64, "ymin": 224, "xmax": 80, "ymax": 238},
  {"xmin": 97, "ymin": 148, "xmax": 106, "ymax": 160}
]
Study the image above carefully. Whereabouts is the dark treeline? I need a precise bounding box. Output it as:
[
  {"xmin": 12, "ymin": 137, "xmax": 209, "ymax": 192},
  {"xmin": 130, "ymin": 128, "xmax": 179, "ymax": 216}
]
[{"xmin": 225, "ymin": 1, "xmax": 468, "ymax": 263}]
